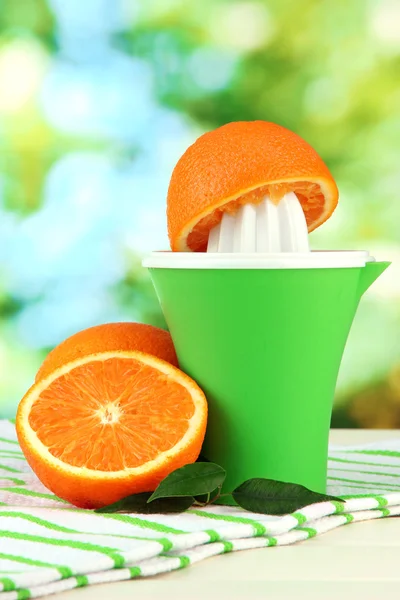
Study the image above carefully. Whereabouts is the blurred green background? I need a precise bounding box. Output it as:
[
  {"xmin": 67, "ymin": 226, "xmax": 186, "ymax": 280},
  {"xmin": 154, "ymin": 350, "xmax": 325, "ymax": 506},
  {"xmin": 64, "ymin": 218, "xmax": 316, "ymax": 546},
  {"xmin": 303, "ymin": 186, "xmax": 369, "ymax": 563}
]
[{"xmin": 0, "ymin": 0, "xmax": 399, "ymax": 426}]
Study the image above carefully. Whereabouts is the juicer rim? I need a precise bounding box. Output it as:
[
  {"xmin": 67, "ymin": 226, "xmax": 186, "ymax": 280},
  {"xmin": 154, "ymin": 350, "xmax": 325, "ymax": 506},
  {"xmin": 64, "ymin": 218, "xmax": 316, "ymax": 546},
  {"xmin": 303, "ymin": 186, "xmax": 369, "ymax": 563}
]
[{"xmin": 143, "ymin": 250, "xmax": 376, "ymax": 270}]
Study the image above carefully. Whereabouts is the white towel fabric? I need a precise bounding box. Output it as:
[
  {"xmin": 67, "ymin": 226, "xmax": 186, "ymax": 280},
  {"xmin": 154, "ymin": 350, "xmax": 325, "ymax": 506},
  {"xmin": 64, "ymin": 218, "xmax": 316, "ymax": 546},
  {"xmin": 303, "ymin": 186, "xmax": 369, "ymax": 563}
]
[{"xmin": 1, "ymin": 419, "xmax": 400, "ymax": 599}]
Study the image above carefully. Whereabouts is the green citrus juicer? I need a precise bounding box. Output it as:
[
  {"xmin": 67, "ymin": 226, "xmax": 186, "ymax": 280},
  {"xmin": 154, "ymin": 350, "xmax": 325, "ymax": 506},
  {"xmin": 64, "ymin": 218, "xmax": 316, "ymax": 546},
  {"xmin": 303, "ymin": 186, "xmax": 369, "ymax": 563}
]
[{"xmin": 143, "ymin": 194, "xmax": 389, "ymax": 496}]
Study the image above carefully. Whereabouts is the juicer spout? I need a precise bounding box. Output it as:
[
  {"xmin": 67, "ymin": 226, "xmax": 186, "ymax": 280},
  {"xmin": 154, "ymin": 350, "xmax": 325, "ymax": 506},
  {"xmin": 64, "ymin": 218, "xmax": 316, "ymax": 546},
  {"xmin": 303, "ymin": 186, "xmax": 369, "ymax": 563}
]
[{"xmin": 358, "ymin": 261, "xmax": 390, "ymax": 297}]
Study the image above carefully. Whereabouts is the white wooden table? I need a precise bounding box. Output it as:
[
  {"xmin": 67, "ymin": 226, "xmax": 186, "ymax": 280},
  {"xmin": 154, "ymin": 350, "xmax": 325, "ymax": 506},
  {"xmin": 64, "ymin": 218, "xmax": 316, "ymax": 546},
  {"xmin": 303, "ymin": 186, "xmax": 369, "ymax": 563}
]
[{"xmin": 56, "ymin": 429, "xmax": 400, "ymax": 600}]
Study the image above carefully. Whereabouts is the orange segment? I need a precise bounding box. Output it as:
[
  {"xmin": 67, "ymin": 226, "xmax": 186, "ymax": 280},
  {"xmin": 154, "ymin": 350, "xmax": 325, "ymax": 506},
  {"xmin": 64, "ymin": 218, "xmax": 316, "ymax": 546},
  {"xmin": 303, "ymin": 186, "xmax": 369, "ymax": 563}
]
[
  {"xmin": 167, "ymin": 121, "xmax": 339, "ymax": 252},
  {"xmin": 30, "ymin": 358, "xmax": 195, "ymax": 470},
  {"xmin": 17, "ymin": 351, "xmax": 208, "ymax": 509}
]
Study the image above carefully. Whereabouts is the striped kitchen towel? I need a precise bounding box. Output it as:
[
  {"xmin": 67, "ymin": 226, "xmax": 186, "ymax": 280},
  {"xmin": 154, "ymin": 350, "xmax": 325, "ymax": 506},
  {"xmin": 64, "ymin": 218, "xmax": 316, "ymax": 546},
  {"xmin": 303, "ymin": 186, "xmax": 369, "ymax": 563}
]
[{"xmin": 1, "ymin": 418, "xmax": 400, "ymax": 599}]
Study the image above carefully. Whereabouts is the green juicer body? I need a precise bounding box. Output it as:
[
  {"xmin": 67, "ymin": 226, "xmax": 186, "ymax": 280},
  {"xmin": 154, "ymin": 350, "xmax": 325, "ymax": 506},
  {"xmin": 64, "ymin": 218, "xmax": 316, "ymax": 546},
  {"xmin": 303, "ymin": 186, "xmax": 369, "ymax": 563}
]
[{"xmin": 148, "ymin": 261, "xmax": 389, "ymax": 495}]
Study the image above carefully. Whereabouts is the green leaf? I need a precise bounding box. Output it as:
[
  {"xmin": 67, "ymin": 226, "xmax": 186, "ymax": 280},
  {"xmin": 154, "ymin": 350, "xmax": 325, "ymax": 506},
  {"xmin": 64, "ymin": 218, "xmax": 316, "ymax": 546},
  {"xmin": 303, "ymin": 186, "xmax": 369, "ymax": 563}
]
[
  {"xmin": 232, "ymin": 478, "xmax": 342, "ymax": 515},
  {"xmin": 94, "ymin": 492, "xmax": 194, "ymax": 514},
  {"xmin": 148, "ymin": 462, "xmax": 226, "ymax": 502}
]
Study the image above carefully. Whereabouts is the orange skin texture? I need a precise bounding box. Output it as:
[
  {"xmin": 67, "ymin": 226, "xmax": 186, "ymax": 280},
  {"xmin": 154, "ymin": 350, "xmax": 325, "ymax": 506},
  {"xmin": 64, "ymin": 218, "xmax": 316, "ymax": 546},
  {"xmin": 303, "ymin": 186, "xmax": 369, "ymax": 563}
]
[
  {"xmin": 17, "ymin": 352, "xmax": 207, "ymax": 509},
  {"xmin": 167, "ymin": 120, "xmax": 339, "ymax": 252},
  {"xmin": 36, "ymin": 322, "xmax": 179, "ymax": 382}
]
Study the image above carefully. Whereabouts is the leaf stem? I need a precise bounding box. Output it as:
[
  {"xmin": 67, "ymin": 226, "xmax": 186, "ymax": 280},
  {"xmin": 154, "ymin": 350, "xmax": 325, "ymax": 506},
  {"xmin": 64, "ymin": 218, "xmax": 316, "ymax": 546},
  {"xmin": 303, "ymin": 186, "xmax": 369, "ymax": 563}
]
[
  {"xmin": 193, "ymin": 499, "xmax": 207, "ymax": 507},
  {"xmin": 193, "ymin": 491, "xmax": 217, "ymax": 507},
  {"xmin": 207, "ymin": 487, "xmax": 232, "ymax": 506}
]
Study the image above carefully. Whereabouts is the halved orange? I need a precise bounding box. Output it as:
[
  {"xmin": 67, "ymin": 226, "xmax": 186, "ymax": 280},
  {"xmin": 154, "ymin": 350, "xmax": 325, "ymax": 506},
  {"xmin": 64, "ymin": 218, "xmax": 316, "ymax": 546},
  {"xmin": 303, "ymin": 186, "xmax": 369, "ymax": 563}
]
[
  {"xmin": 167, "ymin": 120, "xmax": 339, "ymax": 252},
  {"xmin": 36, "ymin": 322, "xmax": 179, "ymax": 382},
  {"xmin": 16, "ymin": 351, "xmax": 207, "ymax": 509}
]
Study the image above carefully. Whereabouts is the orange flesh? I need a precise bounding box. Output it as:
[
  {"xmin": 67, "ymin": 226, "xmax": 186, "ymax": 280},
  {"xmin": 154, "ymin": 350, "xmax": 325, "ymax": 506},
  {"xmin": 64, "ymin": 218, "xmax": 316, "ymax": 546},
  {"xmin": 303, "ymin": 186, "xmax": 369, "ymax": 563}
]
[
  {"xmin": 186, "ymin": 181, "xmax": 324, "ymax": 252},
  {"xmin": 28, "ymin": 357, "xmax": 194, "ymax": 471}
]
